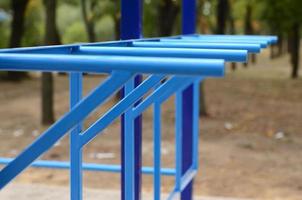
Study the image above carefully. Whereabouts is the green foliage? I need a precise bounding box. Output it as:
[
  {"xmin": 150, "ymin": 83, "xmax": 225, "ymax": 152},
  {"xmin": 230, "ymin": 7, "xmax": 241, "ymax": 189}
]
[
  {"xmin": 0, "ymin": 20, "xmax": 9, "ymax": 48},
  {"xmin": 62, "ymin": 21, "xmax": 88, "ymax": 43},
  {"xmin": 143, "ymin": 0, "xmax": 158, "ymax": 37},
  {"xmin": 22, "ymin": 0, "xmax": 44, "ymax": 46},
  {"xmin": 5, "ymin": 0, "xmax": 302, "ymax": 48},
  {"xmin": 0, "ymin": 0, "xmax": 10, "ymax": 48},
  {"xmin": 0, "ymin": 0, "xmax": 10, "ymax": 10},
  {"xmin": 198, "ymin": 0, "xmax": 220, "ymax": 34},
  {"xmin": 95, "ymin": 14, "xmax": 115, "ymax": 41},
  {"xmin": 57, "ymin": 3, "xmax": 83, "ymax": 38},
  {"xmin": 260, "ymin": 0, "xmax": 302, "ymax": 33}
]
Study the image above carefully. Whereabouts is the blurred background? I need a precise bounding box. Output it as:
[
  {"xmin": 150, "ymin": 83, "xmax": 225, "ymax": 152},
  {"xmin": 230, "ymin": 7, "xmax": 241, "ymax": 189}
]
[{"xmin": 0, "ymin": 0, "xmax": 302, "ymax": 200}]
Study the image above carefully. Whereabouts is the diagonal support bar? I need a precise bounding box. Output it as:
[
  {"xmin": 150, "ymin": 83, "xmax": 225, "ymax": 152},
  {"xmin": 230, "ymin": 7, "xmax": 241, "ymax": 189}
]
[
  {"xmin": 79, "ymin": 75, "xmax": 165, "ymax": 147},
  {"xmin": 0, "ymin": 71, "xmax": 133, "ymax": 190},
  {"xmin": 132, "ymin": 76, "xmax": 198, "ymax": 118}
]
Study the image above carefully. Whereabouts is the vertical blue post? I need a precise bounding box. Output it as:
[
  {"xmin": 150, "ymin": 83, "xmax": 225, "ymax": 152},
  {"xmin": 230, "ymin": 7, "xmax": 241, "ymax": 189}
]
[
  {"xmin": 181, "ymin": 0, "xmax": 196, "ymax": 199},
  {"xmin": 124, "ymin": 79, "xmax": 136, "ymax": 200},
  {"xmin": 121, "ymin": 0, "xmax": 142, "ymax": 200},
  {"xmin": 70, "ymin": 72, "xmax": 83, "ymax": 200},
  {"xmin": 192, "ymin": 80, "xmax": 200, "ymax": 170},
  {"xmin": 175, "ymin": 92, "xmax": 183, "ymax": 192},
  {"xmin": 153, "ymin": 101, "xmax": 161, "ymax": 200}
]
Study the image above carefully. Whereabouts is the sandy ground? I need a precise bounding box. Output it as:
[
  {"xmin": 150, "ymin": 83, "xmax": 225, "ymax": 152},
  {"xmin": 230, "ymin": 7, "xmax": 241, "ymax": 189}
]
[
  {"xmin": 0, "ymin": 49, "xmax": 302, "ymax": 200},
  {"xmin": 0, "ymin": 184, "xmax": 252, "ymax": 200}
]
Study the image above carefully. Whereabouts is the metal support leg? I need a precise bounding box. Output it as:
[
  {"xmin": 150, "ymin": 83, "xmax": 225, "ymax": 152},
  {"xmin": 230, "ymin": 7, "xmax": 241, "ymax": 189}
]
[
  {"xmin": 153, "ymin": 101, "xmax": 161, "ymax": 200},
  {"xmin": 121, "ymin": 1, "xmax": 143, "ymax": 200},
  {"xmin": 124, "ymin": 79, "xmax": 135, "ymax": 200},
  {"xmin": 181, "ymin": 0, "xmax": 196, "ymax": 199},
  {"xmin": 70, "ymin": 72, "xmax": 83, "ymax": 200},
  {"xmin": 176, "ymin": 91, "xmax": 183, "ymax": 192},
  {"xmin": 192, "ymin": 80, "xmax": 200, "ymax": 170}
]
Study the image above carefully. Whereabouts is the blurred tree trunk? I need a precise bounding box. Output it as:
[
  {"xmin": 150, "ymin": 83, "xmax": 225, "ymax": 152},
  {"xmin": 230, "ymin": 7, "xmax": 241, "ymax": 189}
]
[
  {"xmin": 270, "ymin": 32, "xmax": 277, "ymax": 59},
  {"xmin": 6, "ymin": 0, "xmax": 29, "ymax": 81},
  {"xmin": 270, "ymin": 44, "xmax": 275, "ymax": 59},
  {"xmin": 81, "ymin": 0, "xmax": 96, "ymax": 42},
  {"xmin": 158, "ymin": 0, "xmax": 180, "ymax": 36},
  {"xmin": 277, "ymin": 34, "xmax": 283, "ymax": 57},
  {"xmin": 114, "ymin": 13, "xmax": 121, "ymax": 100},
  {"xmin": 228, "ymin": 0, "xmax": 236, "ymax": 71},
  {"xmin": 199, "ymin": 0, "xmax": 230, "ymax": 117},
  {"xmin": 197, "ymin": 0, "xmax": 208, "ymax": 34},
  {"xmin": 289, "ymin": 23, "xmax": 300, "ymax": 79},
  {"xmin": 200, "ymin": 0, "xmax": 230, "ymax": 117},
  {"xmin": 194, "ymin": 0, "xmax": 208, "ymax": 116},
  {"xmin": 199, "ymin": 82, "xmax": 207, "ymax": 116},
  {"xmin": 42, "ymin": 0, "xmax": 61, "ymax": 125},
  {"xmin": 216, "ymin": 0, "xmax": 229, "ymax": 34},
  {"xmin": 114, "ymin": 13, "xmax": 121, "ymax": 40},
  {"xmin": 244, "ymin": 3, "xmax": 256, "ymax": 66},
  {"xmin": 287, "ymin": 31, "xmax": 293, "ymax": 54}
]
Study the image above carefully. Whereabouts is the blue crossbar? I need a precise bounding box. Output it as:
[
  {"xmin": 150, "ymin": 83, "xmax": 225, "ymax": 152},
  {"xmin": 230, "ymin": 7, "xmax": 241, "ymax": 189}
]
[{"xmin": 132, "ymin": 41, "xmax": 261, "ymax": 53}]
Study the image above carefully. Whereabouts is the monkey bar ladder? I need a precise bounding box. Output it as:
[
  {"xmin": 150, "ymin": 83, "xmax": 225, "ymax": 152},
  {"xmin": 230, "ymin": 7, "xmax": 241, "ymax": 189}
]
[{"xmin": 0, "ymin": 0, "xmax": 277, "ymax": 200}]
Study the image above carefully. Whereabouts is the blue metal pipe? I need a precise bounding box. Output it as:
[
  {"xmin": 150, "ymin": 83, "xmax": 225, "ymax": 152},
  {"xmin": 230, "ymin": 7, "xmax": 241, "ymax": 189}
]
[
  {"xmin": 183, "ymin": 34, "xmax": 278, "ymax": 43},
  {"xmin": 181, "ymin": 2, "xmax": 196, "ymax": 198},
  {"xmin": 192, "ymin": 80, "xmax": 200, "ymax": 170},
  {"xmin": 132, "ymin": 41, "xmax": 261, "ymax": 53},
  {"xmin": 0, "ymin": 53, "xmax": 224, "ymax": 76},
  {"xmin": 70, "ymin": 72, "xmax": 83, "ymax": 200},
  {"xmin": 181, "ymin": 34, "xmax": 278, "ymax": 41},
  {"xmin": 120, "ymin": 0, "xmax": 143, "ymax": 198},
  {"xmin": 184, "ymin": 36, "xmax": 271, "ymax": 42},
  {"xmin": 0, "ymin": 158, "xmax": 176, "ymax": 176},
  {"xmin": 153, "ymin": 101, "xmax": 161, "ymax": 200},
  {"xmin": 124, "ymin": 79, "xmax": 136, "ymax": 200},
  {"xmin": 175, "ymin": 91, "xmax": 183, "ymax": 191},
  {"xmin": 160, "ymin": 38, "xmax": 268, "ymax": 48},
  {"xmin": 77, "ymin": 46, "xmax": 247, "ymax": 62}
]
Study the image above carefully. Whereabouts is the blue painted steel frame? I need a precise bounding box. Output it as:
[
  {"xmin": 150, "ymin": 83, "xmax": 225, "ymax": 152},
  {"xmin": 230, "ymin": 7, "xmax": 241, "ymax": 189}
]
[
  {"xmin": 181, "ymin": 0, "xmax": 196, "ymax": 199},
  {"xmin": 0, "ymin": 12, "xmax": 277, "ymax": 200},
  {"xmin": 70, "ymin": 72, "xmax": 83, "ymax": 200},
  {"xmin": 0, "ymin": 71, "xmax": 134, "ymax": 189},
  {"xmin": 0, "ymin": 34, "xmax": 276, "ymax": 200},
  {"xmin": 120, "ymin": 1, "xmax": 143, "ymax": 200}
]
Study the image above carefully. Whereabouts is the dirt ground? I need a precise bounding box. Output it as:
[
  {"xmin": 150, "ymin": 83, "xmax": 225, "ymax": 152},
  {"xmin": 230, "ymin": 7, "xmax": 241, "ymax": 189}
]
[{"xmin": 0, "ymin": 49, "xmax": 302, "ymax": 200}]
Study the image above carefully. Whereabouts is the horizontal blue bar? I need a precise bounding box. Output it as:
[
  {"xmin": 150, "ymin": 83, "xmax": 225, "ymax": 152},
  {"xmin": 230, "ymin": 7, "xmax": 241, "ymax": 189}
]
[
  {"xmin": 183, "ymin": 34, "xmax": 278, "ymax": 44},
  {"xmin": 161, "ymin": 38, "xmax": 268, "ymax": 48},
  {"xmin": 0, "ymin": 158, "xmax": 175, "ymax": 176},
  {"xmin": 132, "ymin": 41, "xmax": 261, "ymax": 53},
  {"xmin": 77, "ymin": 46, "xmax": 247, "ymax": 62},
  {"xmin": 0, "ymin": 53, "xmax": 224, "ymax": 76}
]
